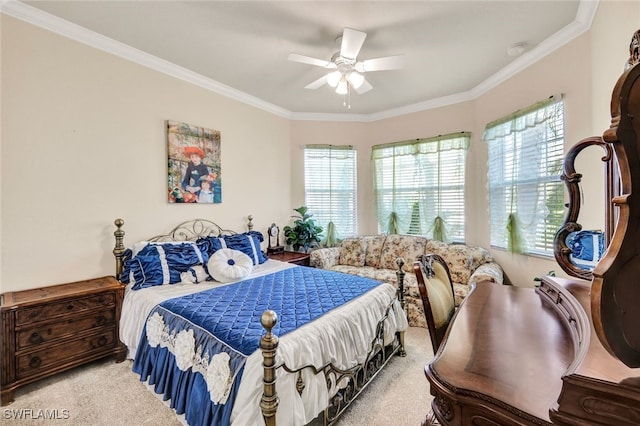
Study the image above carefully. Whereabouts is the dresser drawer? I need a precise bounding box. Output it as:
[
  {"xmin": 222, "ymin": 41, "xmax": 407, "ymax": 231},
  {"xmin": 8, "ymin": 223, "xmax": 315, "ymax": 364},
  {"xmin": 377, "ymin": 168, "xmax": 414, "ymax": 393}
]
[
  {"xmin": 17, "ymin": 309, "xmax": 116, "ymax": 350},
  {"xmin": 16, "ymin": 292, "xmax": 116, "ymax": 326},
  {"xmin": 16, "ymin": 328, "xmax": 117, "ymax": 379}
]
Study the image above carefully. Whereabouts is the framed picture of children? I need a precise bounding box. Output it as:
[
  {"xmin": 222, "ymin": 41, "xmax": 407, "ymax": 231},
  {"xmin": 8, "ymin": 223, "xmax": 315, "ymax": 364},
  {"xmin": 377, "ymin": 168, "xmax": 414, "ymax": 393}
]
[{"xmin": 167, "ymin": 120, "xmax": 222, "ymax": 203}]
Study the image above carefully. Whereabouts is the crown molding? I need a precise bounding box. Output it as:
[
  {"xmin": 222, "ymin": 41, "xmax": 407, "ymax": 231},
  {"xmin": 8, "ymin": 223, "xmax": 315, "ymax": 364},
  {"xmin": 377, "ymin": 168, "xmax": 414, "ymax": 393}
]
[
  {"xmin": 468, "ymin": 0, "xmax": 599, "ymax": 100},
  {"xmin": 2, "ymin": 0, "xmax": 598, "ymax": 123}
]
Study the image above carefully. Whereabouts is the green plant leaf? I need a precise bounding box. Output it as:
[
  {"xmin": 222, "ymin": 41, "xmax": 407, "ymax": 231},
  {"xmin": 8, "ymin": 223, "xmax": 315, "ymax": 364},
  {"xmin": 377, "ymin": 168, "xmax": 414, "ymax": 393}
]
[{"xmin": 285, "ymin": 206, "xmax": 323, "ymax": 252}]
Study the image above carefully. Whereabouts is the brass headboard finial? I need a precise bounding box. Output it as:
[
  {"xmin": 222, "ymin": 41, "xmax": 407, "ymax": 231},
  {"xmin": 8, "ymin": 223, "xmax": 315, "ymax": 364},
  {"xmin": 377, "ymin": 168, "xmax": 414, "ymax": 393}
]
[{"xmin": 113, "ymin": 218, "xmax": 125, "ymax": 281}]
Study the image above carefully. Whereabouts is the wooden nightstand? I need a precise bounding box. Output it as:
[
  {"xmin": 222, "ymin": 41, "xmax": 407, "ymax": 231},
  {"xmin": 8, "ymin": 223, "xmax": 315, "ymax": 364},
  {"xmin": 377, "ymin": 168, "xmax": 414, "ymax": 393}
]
[
  {"xmin": 0, "ymin": 276, "xmax": 127, "ymax": 405},
  {"xmin": 269, "ymin": 251, "xmax": 311, "ymax": 266}
]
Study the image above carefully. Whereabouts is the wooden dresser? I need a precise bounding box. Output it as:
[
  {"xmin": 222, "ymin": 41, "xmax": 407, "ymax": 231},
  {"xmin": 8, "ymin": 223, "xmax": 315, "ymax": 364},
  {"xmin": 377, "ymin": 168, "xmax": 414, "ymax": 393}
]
[
  {"xmin": 0, "ymin": 276, "xmax": 127, "ymax": 405},
  {"xmin": 269, "ymin": 251, "xmax": 311, "ymax": 266}
]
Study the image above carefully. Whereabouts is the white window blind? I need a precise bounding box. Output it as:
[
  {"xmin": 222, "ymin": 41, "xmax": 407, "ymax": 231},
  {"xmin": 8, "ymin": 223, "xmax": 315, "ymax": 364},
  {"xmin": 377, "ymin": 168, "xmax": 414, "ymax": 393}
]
[
  {"xmin": 484, "ymin": 96, "xmax": 565, "ymax": 256},
  {"xmin": 372, "ymin": 132, "xmax": 470, "ymax": 242},
  {"xmin": 304, "ymin": 145, "xmax": 357, "ymax": 239}
]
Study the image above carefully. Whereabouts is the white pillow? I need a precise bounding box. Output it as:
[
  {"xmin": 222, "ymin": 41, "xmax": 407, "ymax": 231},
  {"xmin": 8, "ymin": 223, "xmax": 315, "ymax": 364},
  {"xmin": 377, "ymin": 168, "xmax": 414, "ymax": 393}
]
[{"xmin": 207, "ymin": 248, "xmax": 253, "ymax": 283}]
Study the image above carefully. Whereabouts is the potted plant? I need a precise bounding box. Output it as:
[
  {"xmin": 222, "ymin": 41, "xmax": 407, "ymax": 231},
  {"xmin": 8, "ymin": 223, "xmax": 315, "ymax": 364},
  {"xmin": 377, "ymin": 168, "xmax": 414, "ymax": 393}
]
[{"xmin": 283, "ymin": 206, "xmax": 323, "ymax": 253}]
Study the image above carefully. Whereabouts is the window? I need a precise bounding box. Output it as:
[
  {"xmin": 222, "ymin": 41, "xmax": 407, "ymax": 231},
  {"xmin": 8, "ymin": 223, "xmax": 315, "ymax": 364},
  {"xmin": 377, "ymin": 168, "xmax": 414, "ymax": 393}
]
[
  {"xmin": 484, "ymin": 96, "xmax": 565, "ymax": 256},
  {"xmin": 304, "ymin": 145, "xmax": 357, "ymax": 241},
  {"xmin": 372, "ymin": 132, "xmax": 470, "ymax": 242}
]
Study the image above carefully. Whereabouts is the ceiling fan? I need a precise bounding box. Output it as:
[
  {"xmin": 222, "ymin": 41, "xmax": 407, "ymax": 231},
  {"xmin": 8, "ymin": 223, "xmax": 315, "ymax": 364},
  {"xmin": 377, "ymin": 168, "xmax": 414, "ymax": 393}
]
[{"xmin": 288, "ymin": 28, "xmax": 405, "ymax": 96}]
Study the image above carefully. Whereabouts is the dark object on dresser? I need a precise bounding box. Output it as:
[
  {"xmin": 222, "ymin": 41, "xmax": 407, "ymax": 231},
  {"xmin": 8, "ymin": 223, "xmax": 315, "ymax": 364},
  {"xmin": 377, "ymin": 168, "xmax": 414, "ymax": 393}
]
[
  {"xmin": 266, "ymin": 223, "xmax": 284, "ymax": 255},
  {"xmin": 1, "ymin": 276, "xmax": 127, "ymax": 405},
  {"xmin": 269, "ymin": 250, "xmax": 311, "ymax": 266}
]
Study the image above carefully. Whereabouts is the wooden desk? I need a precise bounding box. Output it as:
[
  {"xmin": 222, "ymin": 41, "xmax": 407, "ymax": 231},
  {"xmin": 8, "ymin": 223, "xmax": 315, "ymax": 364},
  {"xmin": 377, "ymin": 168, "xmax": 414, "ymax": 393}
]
[{"xmin": 425, "ymin": 277, "xmax": 640, "ymax": 425}]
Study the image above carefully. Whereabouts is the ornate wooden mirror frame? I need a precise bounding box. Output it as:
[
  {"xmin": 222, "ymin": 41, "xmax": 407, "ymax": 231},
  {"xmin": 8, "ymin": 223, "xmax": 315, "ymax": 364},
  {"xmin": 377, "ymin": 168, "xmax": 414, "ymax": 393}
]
[
  {"xmin": 554, "ymin": 30, "xmax": 640, "ymax": 367},
  {"xmin": 554, "ymin": 30, "xmax": 638, "ymax": 282},
  {"xmin": 554, "ymin": 137, "xmax": 616, "ymax": 280},
  {"xmin": 592, "ymin": 59, "xmax": 640, "ymax": 368}
]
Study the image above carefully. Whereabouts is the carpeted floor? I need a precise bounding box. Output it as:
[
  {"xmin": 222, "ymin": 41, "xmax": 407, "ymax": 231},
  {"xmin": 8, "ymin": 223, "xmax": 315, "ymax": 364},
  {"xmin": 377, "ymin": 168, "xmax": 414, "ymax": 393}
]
[{"xmin": 6, "ymin": 327, "xmax": 433, "ymax": 425}]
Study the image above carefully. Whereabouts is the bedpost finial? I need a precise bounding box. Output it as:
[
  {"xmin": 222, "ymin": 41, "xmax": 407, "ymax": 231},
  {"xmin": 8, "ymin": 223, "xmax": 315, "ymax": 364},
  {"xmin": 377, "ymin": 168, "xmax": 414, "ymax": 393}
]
[
  {"xmin": 396, "ymin": 257, "xmax": 405, "ymax": 269},
  {"xmin": 247, "ymin": 215, "xmax": 254, "ymax": 231},
  {"xmin": 261, "ymin": 310, "xmax": 278, "ymax": 331},
  {"xmin": 113, "ymin": 219, "xmax": 126, "ymax": 281}
]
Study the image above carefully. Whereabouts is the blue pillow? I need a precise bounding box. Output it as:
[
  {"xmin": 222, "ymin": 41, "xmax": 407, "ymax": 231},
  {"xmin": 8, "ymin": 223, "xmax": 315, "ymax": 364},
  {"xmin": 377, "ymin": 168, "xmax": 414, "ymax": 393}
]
[
  {"xmin": 197, "ymin": 231, "xmax": 267, "ymax": 265},
  {"xmin": 121, "ymin": 241, "xmax": 207, "ymax": 290}
]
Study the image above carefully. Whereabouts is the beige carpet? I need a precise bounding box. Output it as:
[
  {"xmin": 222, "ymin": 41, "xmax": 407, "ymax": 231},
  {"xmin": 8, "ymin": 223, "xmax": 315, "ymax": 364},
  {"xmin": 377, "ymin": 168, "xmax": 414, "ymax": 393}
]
[{"xmin": 7, "ymin": 327, "xmax": 433, "ymax": 426}]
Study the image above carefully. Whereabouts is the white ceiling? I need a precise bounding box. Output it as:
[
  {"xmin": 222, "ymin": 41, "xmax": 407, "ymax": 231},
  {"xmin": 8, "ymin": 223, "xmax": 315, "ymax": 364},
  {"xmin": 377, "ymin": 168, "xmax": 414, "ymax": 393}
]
[{"xmin": 7, "ymin": 1, "xmax": 597, "ymax": 120}]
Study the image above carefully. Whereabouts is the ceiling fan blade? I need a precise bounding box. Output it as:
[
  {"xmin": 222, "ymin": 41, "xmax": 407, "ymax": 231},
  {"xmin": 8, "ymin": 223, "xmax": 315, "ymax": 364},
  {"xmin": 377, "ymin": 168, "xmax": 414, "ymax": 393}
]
[
  {"xmin": 357, "ymin": 55, "xmax": 405, "ymax": 72},
  {"xmin": 304, "ymin": 75, "xmax": 328, "ymax": 89},
  {"xmin": 354, "ymin": 79, "xmax": 373, "ymax": 95},
  {"xmin": 340, "ymin": 28, "xmax": 367, "ymax": 60},
  {"xmin": 288, "ymin": 53, "xmax": 336, "ymax": 69}
]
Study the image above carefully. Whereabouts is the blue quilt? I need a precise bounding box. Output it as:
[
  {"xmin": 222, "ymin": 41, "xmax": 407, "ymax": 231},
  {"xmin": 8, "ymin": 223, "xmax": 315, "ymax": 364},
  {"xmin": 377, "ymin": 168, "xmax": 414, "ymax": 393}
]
[{"xmin": 133, "ymin": 267, "xmax": 383, "ymax": 426}]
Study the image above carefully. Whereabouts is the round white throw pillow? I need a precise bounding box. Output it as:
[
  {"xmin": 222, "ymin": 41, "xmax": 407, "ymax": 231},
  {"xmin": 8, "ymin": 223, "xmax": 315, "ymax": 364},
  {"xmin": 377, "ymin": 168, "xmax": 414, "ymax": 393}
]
[{"xmin": 207, "ymin": 248, "xmax": 253, "ymax": 283}]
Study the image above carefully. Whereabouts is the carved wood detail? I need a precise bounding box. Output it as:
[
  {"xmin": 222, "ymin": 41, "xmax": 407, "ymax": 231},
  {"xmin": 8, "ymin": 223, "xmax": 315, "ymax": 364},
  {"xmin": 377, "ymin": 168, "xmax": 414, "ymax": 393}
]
[{"xmin": 592, "ymin": 62, "xmax": 640, "ymax": 367}]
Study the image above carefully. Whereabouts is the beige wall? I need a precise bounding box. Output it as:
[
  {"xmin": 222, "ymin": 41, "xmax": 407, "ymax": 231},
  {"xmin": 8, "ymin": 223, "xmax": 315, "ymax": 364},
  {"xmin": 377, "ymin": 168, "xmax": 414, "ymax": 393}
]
[
  {"xmin": 1, "ymin": 16, "xmax": 292, "ymax": 291},
  {"xmin": 2, "ymin": 3, "xmax": 639, "ymax": 292}
]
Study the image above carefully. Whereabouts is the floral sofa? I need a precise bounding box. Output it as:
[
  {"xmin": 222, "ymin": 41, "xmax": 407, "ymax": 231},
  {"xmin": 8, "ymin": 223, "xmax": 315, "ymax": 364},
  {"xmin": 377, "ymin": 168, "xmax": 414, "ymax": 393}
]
[{"xmin": 310, "ymin": 234, "xmax": 503, "ymax": 328}]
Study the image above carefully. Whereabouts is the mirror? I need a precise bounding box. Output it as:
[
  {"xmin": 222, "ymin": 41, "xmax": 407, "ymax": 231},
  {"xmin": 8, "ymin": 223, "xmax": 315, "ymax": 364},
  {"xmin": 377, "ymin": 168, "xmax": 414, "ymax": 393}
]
[{"xmin": 554, "ymin": 136, "xmax": 616, "ymax": 280}]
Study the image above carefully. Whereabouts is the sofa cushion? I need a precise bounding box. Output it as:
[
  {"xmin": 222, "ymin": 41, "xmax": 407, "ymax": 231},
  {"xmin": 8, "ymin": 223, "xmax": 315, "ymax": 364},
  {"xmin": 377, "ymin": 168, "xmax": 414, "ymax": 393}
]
[
  {"xmin": 330, "ymin": 265, "xmax": 420, "ymax": 298},
  {"xmin": 331, "ymin": 265, "xmax": 383, "ymax": 279},
  {"xmin": 379, "ymin": 234, "xmax": 428, "ymax": 272},
  {"xmin": 466, "ymin": 245, "xmax": 494, "ymax": 271},
  {"xmin": 362, "ymin": 235, "xmax": 386, "ymax": 268},
  {"xmin": 338, "ymin": 238, "xmax": 366, "ymax": 266},
  {"xmin": 426, "ymin": 240, "xmax": 472, "ymax": 284}
]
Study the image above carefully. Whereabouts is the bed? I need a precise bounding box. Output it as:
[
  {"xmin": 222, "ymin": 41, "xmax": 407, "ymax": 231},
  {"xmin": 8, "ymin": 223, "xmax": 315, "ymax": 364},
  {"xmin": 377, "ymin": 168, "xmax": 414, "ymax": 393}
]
[{"xmin": 112, "ymin": 217, "xmax": 408, "ymax": 426}]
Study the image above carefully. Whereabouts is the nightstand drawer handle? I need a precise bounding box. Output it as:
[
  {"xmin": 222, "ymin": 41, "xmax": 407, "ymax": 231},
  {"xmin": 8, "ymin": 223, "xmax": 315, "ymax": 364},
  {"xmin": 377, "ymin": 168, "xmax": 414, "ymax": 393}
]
[
  {"xmin": 29, "ymin": 356, "xmax": 42, "ymax": 369},
  {"xmin": 97, "ymin": 336, "xmax": 108, "ymax": 347},
  {"xmin": 28, "ymin": 332, "xmax": 44, "ymax": 344},
  {"xmin": 96, "ymin": 315, "xmax": 107, "ymax": 326},
  {"xmin": 67, "ymin": 303, "xmax": 74, "ymax": 310}
]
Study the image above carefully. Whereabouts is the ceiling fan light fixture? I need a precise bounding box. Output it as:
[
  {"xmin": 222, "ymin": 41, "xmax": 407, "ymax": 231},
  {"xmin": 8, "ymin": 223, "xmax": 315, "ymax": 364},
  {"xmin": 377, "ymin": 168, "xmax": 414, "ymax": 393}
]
[
  {"xmin": 335, "ymin": 79, "xmax": 349, "ymax": 95},
  {"xmin": 326, "ymin": 71, "xmax": 341, "ymax": 87},
  {"xmin": 347, "ymin": 71, "xmax": 364, "ymax": 89}
]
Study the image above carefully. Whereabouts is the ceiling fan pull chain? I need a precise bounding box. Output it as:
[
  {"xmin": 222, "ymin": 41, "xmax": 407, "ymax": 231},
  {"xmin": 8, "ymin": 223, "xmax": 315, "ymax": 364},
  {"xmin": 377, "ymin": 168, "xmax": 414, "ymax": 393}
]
[{"xmin": 343, "ymin": 85, "xmax": 351, "ymax": 109}]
